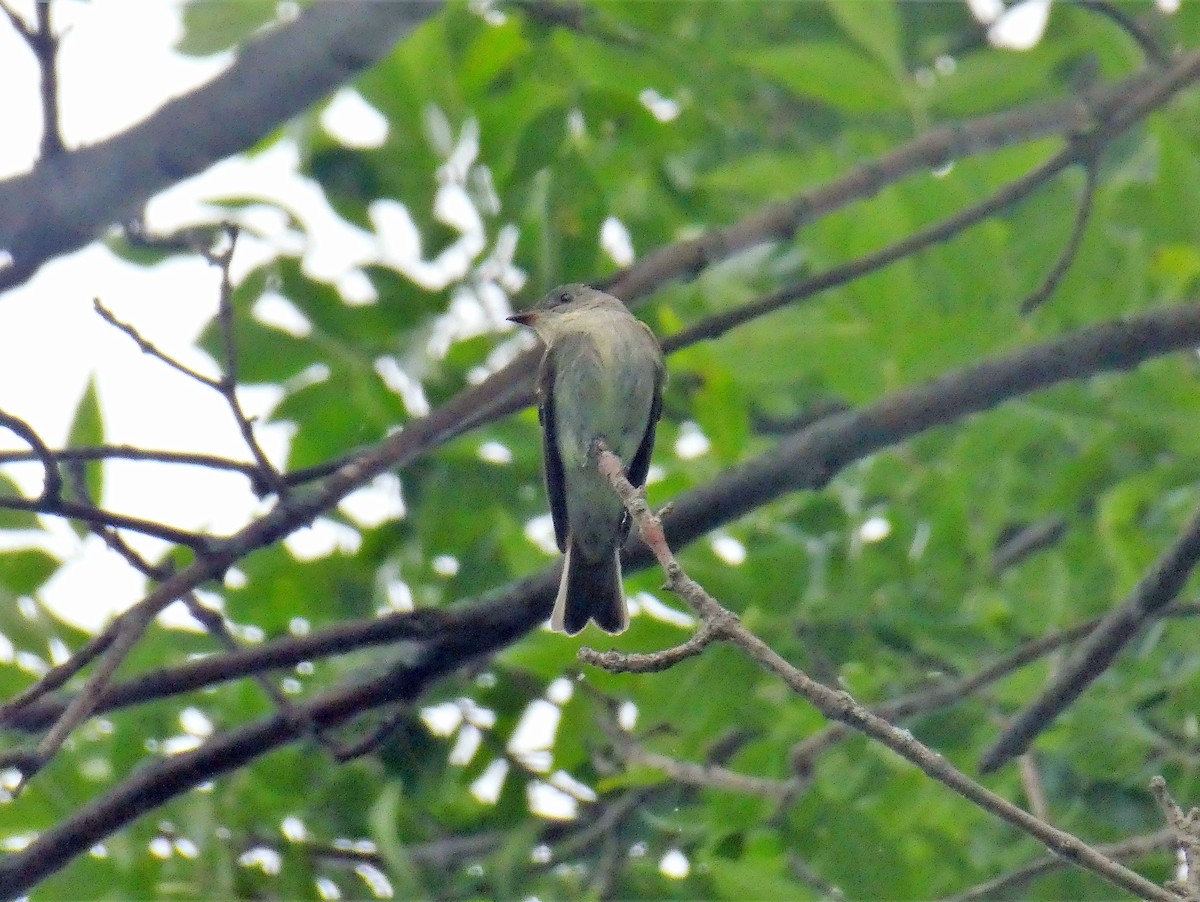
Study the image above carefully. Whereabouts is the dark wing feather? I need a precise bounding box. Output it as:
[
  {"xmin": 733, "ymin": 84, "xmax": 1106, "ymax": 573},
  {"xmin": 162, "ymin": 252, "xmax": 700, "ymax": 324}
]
[
  {"xmin": 627, "ymin": 329, "xmax": 665, "ymax": 489},
  {"xmin": 537, "ymin": 348, "xmax": 569, "ymax": 553}
]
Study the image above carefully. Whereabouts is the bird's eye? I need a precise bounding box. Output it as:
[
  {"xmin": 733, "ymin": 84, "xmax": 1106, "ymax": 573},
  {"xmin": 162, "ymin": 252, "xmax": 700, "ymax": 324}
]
[{"xmin": 556, "ymin": 291, "xmax": 571, "ymax": 306}]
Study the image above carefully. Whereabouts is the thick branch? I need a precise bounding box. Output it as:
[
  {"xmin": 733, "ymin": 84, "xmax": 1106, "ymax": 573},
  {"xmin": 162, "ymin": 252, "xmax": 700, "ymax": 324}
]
[
  {"xmin": 0, "ymin": 0, "xmax": 441, "ymax": 290},
  {"xmin": 9, "ymin": 302, "xmax": 1200, "ymax": 732}
]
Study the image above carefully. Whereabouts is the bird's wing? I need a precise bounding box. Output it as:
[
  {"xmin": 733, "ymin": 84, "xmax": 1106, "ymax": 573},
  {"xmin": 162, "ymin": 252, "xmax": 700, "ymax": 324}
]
[
  {"xmin": 537, "ymin": 347, "xmax": 569, "ymax": 553},
  {"xmin": 627, "ymin": 324, "xmax": 665, "ymax": 489}
]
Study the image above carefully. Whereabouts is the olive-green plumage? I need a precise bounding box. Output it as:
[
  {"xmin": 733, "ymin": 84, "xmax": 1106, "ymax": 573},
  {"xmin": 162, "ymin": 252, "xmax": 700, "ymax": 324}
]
[{"xmin": 508, "ymin": 284, "xmax": 664, "ymax": 634}]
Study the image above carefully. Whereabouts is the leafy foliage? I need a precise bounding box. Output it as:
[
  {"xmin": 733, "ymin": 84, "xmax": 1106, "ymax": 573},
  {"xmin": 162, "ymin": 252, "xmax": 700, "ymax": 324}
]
[{"xmin": 2, "ymin": 1, "xmax": 1200, "ymax": 899}]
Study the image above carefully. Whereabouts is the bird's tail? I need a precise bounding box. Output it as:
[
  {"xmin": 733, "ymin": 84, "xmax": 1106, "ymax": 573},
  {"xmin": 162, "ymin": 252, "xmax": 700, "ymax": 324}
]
[{"xmin": 551, "ymin": 542, "xmax": 628, "ymax": 635}]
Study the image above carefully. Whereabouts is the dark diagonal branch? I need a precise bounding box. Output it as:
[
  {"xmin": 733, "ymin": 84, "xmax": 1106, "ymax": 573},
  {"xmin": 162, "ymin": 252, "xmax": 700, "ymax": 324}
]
[
  {"xmin": 3, "ymin": 301, "xmax": 1200, "ymax": 886},
  {"xmin": 9, "ymin": 302, "xmax": 1200, "ymax": 736},
  {"xmin": 981, "ymin": 499, "xmax": 1200, "ymax": 773},
  {"xmin": 0, "ymin": 0, "xmax": 443, "ymax": 291},
  {"xmin": 585, "ymin": 448, "xmax": 1173, "ymax": 902}
]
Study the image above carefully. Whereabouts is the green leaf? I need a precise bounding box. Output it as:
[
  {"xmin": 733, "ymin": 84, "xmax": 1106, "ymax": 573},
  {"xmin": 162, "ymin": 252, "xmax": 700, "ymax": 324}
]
[
  {"xmin": 0, "ymin": 549, "xmax": 58, "ymax": 596},
  {"xmin": 744, "ymin": 41, "xmax": 909, "ymax": 114},
  {"xmin": 0, "ymin": 473, "xmax": 37, "ymax": 530},
  {"xmin": 825, "ymin": 0, "xmax": 902, "ymax": 72},
  {"xmin": 67, "ymin": 377, "xmax": 104, "ymax": 507},
  {"xmin": 176, "ymin": 0, "xmax": 279, "ymax": 56}
]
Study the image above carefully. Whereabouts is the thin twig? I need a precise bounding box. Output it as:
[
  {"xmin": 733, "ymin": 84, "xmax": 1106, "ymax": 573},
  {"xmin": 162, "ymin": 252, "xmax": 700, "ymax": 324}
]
[
  {"xmin": 94, "ymin": 298, "xmax": 220, "ymax": 389},
  {"xmin": 590, "ymin": 445, "xmax": 1175, "ymax": 902},
  {"xmin": 0, "ymin": 493, "xmax": 208, "ymax": 548},
  {"xmin": 207, "ymin": 227, "xmax": 290, "ymax": 498},
  {"xmin": 941, "ymin": 827, "xmax": 1175, "ymax": 902},
  {"xmin": 1151, "ymin": 776, "xmax": 1200, "ymax": 899},
  {"xmin": 982, "ymin": 498, "xmax": 1200, "ymax": 773},
  {"xmin": 0, "ymin": 0, "xmax": 65, "ymax": 157},
  {"xmin": 0, "ymin": 444, "xmax": 270, "ymax": 494},
  {"xmin": 1021, "ymin": 161, "xmax": 1099, "ymax": 314},
  {"xmin": 0, "ymin": 407, "xmax": 61, "ymax": 502},
  {"xmin": 595, "ymin": 706, "xmax": 798, "ymax": 802},
  {"xmin": 1075, "ymin": 0, "xmax": 1171, "ymax": 67}
]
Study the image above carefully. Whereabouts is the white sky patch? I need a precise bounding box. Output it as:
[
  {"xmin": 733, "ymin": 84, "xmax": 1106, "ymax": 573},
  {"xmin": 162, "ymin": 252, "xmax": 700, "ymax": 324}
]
[
  {"xmin": 179, "ymin": 707, "xmax": 213, "ymax": 738},
  {"xmin": 336, "ymin": 268, "xmax": 379, "ymax": 306},
  {"xmin": 527, "ymin": 780, "xmax": 578, "ymax": 820},
  {"xmin": 634, "ymin": 591, "xmax": 695, "ymax": 629},
  {"xmin": 355, "ymin": 864, "xmax": 394, "ymax": 899},
  {"xmin": 859, "ymin": 516, "xmax": 892, "ymax": 544},
  {"xmin": 374, "ymin": 356, "xmax": 432, "ymax": 417},
  {"xmin": 339, "ymin": 473, "xmax": 406, "ymax": 528},
  {"xmin": 252, "ymin": 292, "xmax": 312, "ymax": 337},
  {"xmin": 47, "ymin": 636, "xmax": 70, "ymax": 665},
  {"xmin": 316, "ymin": 877, "xmax": 342, "ymax": 900},
  {"xmin": 38, "ymin": 535, "xmax": 147, "ymax": 633},
  {"xmin": 549, "ymin": 771, "xmax": 596, "ymax": 802},
  {"xmin": 600, "ymin": 216, "xmax": 635, "ymax": 266},
  {"xmin": 710, "ymin": 534, "xmax": 746, "ymax": 565},
  {"xmin": 281, "ymin": 816, "xmax": 307, "ymax": 843},
  {"xmin": 659, "ymin": 849, "xmax": 690, "ymax": 879},
  {"xmin": 432, "ymin": 554, "xmax": 459, "ymax": 577},
  {"xmin": 175, "ymin": 837, "xmax": 200, "ymax": 858},
  {"xmin": 385, "ymin": 577, "xmax": 414, "ymax": 612},
  {"xmin": 320, "ymin": 88, "xmax": 389, "ymax": 149},
  {"xmin": 618, "ymin": 700, "xmax": 638, "ymax": 732},
  {"xmin": 546, "ymin": 677, "xmax": 573, "ymax": 705},
  {"xmin": 149, "ymin": 836, "xmax": 173, "ymax": 859},
  {"xmin": 965, "ymin": 0, "xmax": 1005, "ymax": 24},
  {"xmin": 1158, "ymin": 0, "xmax": 1179, "ymax": 11},
  {"xmin": 639, "ymin": 88, "xmax": 681, "ymax": 122},
  {"xmin": 508, "ymin": 699, "xmax": 560, "ymax": 759},
  {"xmin": 161, "ymin": 734, "xmax": 203, "ymax": 755},
  {"xmin": 470, "ymin": 758, "xmax": 508, "ymax": 804},
  {"xmin": 421, "ymin": 701, "xmax": 463, "ymax": 736},
  {"xmin": 674, "ymin": 421, "xmax": 710, "ymax": 459},
  {"xmin": 284, "ymin": 517, "xmax": 361, "ymax": 561},
  {"xmin": 988, "ymin": 0, "xmax": 1051, "ymax": 50},
  {"xmin": 524, "ymin": 514, "xmax": 559, "ymax": 555},
  {"xmin": 449, "ymin": 724, "xmax": 482, "ymax": 766},
  {"xmin": 478, "ymin": 441, "xmax": 513, "ymax": 465}
]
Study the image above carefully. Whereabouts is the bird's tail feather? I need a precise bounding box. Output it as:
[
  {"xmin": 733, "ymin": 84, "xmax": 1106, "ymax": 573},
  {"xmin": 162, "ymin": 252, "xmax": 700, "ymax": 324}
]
[{"xmin": 551, "ymin": 543, "xmax": 627, "ymax": 635}]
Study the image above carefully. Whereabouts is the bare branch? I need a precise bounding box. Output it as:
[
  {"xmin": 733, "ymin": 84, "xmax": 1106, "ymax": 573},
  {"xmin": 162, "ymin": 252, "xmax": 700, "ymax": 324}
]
[
  {"xmin": 0, "ymin": 0, "xmax": 443, "ymax": 290},
  {"xmin": 1075, "ymin": 0, "xmax": 1171, "ymax": 67},
  {"xmin": 0, "ymin": 444, "xmax": 268, "ymax": 493},
  {"xmin": 982, "ymin": 499, "xmax": 1200, "ymax": 773},
  {"xmin": 942, "ymin": 828, "xmax": 1175, "ymax": 902},
  {"xmin": 1021, "ymin": 162, "xmax": 1099, "ymax": 315},
  {"xmin": 593, "ymin": 447, "xmax": 1176, "ymax": 901},
  {"xmin": 1151, "ymin": 776, "xmax": 1200, "ymax": 899},
  {"xmin": 0, "ymin": 0, "xmax": 65, "ymax": 157},
  {"xmin": 0, "ymin": 406, "xmax": 61, "ymax": 502},
  {"xmin": 93, "ymin": 297, "xmax": 220, "ymax": 389},
  {"xmin": 206, "ymin": 227, "xmax": 290, "ymax": 497}
]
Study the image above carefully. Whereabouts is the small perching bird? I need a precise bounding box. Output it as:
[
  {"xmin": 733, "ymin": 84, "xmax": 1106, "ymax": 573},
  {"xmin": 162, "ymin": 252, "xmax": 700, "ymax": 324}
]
[{"xmin": 508, "ymin": 284, "xmax": 665, "ymax": 635}]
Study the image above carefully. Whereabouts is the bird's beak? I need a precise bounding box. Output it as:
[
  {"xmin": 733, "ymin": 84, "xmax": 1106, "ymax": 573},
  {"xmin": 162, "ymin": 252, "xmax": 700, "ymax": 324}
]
[{"xmin": 507, "ymin": 310, "xmax": 538, "ymax": 326}]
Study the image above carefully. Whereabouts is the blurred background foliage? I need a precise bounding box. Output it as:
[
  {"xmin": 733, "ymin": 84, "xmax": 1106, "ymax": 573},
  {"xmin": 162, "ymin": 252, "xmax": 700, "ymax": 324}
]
[{"xmin": 4, "ymin": 0, "xmax": 1200, "ymax": 898}]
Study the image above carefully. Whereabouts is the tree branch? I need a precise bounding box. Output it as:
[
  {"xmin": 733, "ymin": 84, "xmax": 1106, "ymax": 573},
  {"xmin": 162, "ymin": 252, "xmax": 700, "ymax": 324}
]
[
  {"xmin": 981, "ymin": 498, "xmax": 1200, "ymax": 773},
  {"xmin": 0, "ymin": 0, "xmax": 442, "ymax": 290},
  {"xmin": 587, "ymin": 446, "xmax": 1175, "ymax": 902}
]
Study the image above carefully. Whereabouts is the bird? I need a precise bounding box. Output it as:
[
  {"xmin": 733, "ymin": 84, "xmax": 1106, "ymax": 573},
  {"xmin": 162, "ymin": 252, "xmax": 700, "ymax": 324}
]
[{"xmin": 508, "ymin": 284, "xmax": 665, "ymax": 634}]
